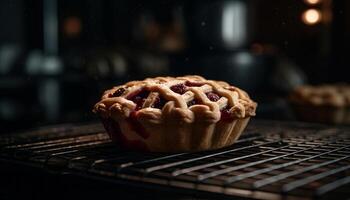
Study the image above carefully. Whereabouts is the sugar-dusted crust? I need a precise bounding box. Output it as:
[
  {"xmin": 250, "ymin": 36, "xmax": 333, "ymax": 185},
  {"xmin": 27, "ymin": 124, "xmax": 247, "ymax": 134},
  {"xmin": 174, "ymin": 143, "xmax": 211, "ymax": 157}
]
[{"xmin": 93, "ymin": 75, "xmax": 257, "ymax": 152}]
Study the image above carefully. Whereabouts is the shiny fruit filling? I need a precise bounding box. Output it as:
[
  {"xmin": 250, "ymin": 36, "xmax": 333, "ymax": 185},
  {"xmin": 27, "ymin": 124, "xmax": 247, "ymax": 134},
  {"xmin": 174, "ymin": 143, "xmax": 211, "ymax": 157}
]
[
  {"xmin": 127, "ymin": 90, "xmax": 150, "ymax": 110},
  {"xmin": 170, "ymin": 83, "xmax": 187, "ymax": 94},
  {"xmin": 206, "ymin": 92, "xmax": 221, "ymax": 102},
  {"xmin": 101, "ymin": 117, "xmax": 148, "ymax": 150},
  {"xmin": 152, "ymin": 96, "xmax": 166, "ymax": 109},
  {"xmin": 206, "ymin": 92, "xmax": 233, "ymax": 122},
  {"xmin": 111, "ymin": 87, "xmax": 125, "ymax": 97}
]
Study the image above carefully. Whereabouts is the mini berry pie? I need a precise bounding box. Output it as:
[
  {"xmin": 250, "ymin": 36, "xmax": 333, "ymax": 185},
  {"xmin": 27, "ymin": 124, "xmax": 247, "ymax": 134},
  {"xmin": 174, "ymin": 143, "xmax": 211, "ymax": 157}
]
[
  {"xmin": 289, "ymin": 84, "xmax": 350, "ymax": 124},
  {"xmin": 93, "ymin": 75, "xmax": 257, "ymax": 152}
]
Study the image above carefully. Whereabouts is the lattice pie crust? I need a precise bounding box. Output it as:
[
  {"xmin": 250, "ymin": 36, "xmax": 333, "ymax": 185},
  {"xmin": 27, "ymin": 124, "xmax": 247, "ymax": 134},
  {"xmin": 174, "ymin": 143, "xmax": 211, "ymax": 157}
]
[{"xmin": 93, "ymin": 75, "xmax": 257, "ymax": 152}]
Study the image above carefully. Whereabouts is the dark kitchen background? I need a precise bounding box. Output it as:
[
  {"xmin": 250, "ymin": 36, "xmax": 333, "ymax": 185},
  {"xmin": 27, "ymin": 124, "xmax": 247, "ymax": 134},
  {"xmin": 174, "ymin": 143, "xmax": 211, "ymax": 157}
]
[{"xmin": 1, "ymin": 0, "xmax": 349, "ymax": 133}]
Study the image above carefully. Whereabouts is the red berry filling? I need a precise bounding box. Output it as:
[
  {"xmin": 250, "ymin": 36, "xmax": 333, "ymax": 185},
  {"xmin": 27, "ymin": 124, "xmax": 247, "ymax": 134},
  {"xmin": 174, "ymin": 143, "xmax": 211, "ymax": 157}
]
[
  {"xmin": 220, "ymin": 106, "xmax": 234, "ymax": 122},
  {"xmin": 152, "ymin": 96, "xmax": 166, "ymax": 109},
  {"xmin": 111, "ymin": 88, "xmax": 125, "ymax": 97},
  {"xmin": 185, "ymin": 81, "xmax": 204, "ymax": 87},
  {"xmin": 205, "ymin": 92, "xmax": 233, "ymax": 121},
  {"xmin": 127, "ymin": 90, "xmax": 150, "ymax": 110},
  {"xmin": 101, "ymin": 117, "xmax": 148, "ymax": 151},
  {"xmin": 170, "ymin": 82, "xmax": 204, "ymax": 95},
  {"xmin": 206, "ymin": 92, "xmax": 221, "ymax": 102},
  {"xmin": 170, "ymin": 83, "xmax": 187, "ymax": 94},
  {"xmin": 125, "ymin": 90, "xmax": 165, "ymax": 139}
]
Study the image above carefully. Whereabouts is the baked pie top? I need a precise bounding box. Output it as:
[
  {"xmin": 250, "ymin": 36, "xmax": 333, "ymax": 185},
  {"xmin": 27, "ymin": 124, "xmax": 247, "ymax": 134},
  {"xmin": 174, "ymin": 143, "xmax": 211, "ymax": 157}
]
[
  {"xmin": 93, "ymin": 75, "xmax": 257, "ymax": 123},
  {"xmin": 290, "ymin": 84, "xmax": 350, "ymax": 107}
]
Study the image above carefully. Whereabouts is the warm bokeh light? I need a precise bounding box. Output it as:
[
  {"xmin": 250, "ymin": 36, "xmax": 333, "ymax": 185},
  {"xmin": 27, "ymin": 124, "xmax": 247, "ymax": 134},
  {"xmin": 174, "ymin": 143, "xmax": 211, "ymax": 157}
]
[
  {"xmin": 302, "ymin": 9, "xmax": 322, "ymax": 25},
  {"xmin": 63, "ymin": 17, "xmax": 82, "ymax": 37},
  {"xmin": 304, "ymin": 0, "xmax": 321, "ymax": 5}
]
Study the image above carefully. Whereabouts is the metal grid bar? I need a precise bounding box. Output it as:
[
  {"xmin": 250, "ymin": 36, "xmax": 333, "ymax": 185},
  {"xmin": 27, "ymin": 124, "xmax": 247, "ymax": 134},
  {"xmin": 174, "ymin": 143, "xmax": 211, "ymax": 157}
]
[
  {"xmin": 253, "ymin": 155, "xmax": 350, "ymax": 188},
  {"xmin": 4, "ymin": 133, "xmax": 109, "ymax": 150},
  {"xmin": 1, "ymin": 120, "xmax": 349, "ymax": 200},
  {"xmin": 135, "ymin": 140, "xmax": 282, "ymax": 173},
  {"xmin": 282, "ymin": 164, "xmax": 350, "ymax": 192},
  {"xmin": 224, "ymin": 144, "xmax": 349, "ymax": 184},
  {"xmin": 316, "ymin": 176, "xmax": 350, "ymax": 196},
  {"xmin": 118, "ymin": 135, "xmax": 267, "ymax": 172},
  {"xmin": 196, "ymin": 141, "xmax": 333, "ymax": 181}
]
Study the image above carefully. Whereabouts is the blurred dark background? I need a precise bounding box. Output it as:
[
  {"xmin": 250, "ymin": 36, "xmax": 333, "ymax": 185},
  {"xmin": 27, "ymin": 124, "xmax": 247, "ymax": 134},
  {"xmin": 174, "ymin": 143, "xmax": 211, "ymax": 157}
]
[{"xmin": 0, "ymin": 0, "xmax": 349, "ymax": 133}]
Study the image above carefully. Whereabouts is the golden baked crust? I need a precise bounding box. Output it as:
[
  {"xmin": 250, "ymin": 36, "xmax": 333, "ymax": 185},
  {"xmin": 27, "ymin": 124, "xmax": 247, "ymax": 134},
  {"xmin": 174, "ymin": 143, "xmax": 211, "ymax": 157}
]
[
  {"xmin": 93, "ymin": 75, "xmax": 257, "ymax": 152},
  {"xmin": 289, "ymin": 84, "xmax": 350, "ymax": 107},
  {"xmin": 289, "ymin": 84, "xmax": 350, "ymax": 124}
]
